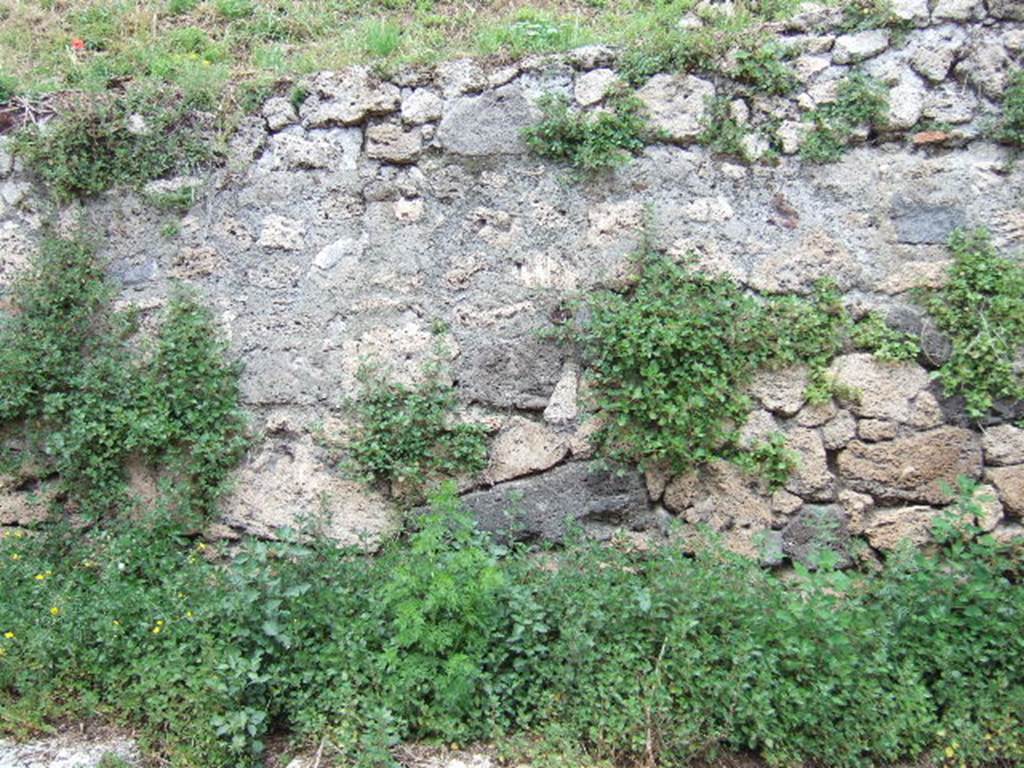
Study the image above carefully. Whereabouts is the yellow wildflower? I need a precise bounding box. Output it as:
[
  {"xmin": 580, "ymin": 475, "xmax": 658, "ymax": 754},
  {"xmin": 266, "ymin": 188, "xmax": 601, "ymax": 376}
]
[
  {"xmin": 34, "ymin": 573, "xmax": 46, "ymax": 581},
  {"xmin": 3, "ymin": 631, "xmax": 14, "ymax": 639},
  {"xmin": 50, "ymin": 606, "xmax": 60, "ymax": 616},
  {"xmin": 10, "ymin": 554, "xmax": 20, "ymax": 561},
  {"xmin": 152, "ymin": 625, "xmax": 162, "ymax": 634}
]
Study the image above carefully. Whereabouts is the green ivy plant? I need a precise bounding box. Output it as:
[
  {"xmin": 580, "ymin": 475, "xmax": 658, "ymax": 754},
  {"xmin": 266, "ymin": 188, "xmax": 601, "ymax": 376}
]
[
  {"xmin": 923, "ymin": 229, "xmax": 1024, "ymax": 418},
  {"xmin": 346, "ymin": 364, "xmax": 488, "ymax": 499},
  {"xmin": 522, "ymin": 87, "xmax": 650, "ymax": 172},
  {"xmin": 0, "ymin": 235, "xmax": 247, "ymax": 521}
]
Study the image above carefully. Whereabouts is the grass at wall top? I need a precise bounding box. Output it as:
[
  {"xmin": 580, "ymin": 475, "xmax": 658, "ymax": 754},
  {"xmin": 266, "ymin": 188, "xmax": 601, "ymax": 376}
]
[{"xmin": 0, "ymin": 0, "xmax": 817, "ymax": 113}]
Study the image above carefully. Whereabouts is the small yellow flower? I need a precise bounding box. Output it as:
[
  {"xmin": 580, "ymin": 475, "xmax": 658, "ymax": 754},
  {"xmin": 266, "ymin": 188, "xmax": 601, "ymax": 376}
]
[
  {"xmin": 3, "ymin": 631, "xmax": 14, "ymax": 639},
  {"xmin": 152, "ymin": 625, "xmax": 162, "ymax": 634},
  {"xmin": 10, "ymin": 554, "xmax": 20, "ymax": 561},
  {"xmin": 49, "ymin": 606, "xmax": 60, "ymax": 617},
  {"xmin": 185, "ymin": 611, "xmax": 194, "ymax": 619},
  {"xmin": 112, "ymin": 620, "xmax": 120, "ymax": 626},
  {"xmin": 34, "ymin": 573, "xmax": 46, "ymax": 581}
]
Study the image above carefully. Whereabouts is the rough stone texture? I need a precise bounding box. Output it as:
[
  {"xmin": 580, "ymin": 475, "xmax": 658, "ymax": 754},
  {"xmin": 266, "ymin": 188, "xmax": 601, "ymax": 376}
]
[
  {"xmin": 543, "ymin": 362, "xmax": 580, "ymax": 424},
  {"xmin": 822, "ymin": 410, "xmax": 857, "ymax": 450},
  {"xmin": 222, "ymin": 436, "xmax": 397, "ymax": 548},
  {"xmin": 782, "ymin": 504, "xmax": 851, "ymax": 566},
  {"xmin": 982, "ymin": 424, "xmax": 1024, "ymax": 466},
  {"xmin": 886, "ymin": 72, "xmax": 925, "ymax": 130},
  {"xmin": 574, "ymin": 68, "xmax": 618, "ymax": 106},
  {"xmin": 985, "ymin": 465, "xmax": 1024, "ymax": 516},
  {"xmin": 301, "ymin": 68, "xmax": 400, "ymax": 127},
  {"xmin": 891, "ymin": 0, "xmax": 930, "ymax": 25},
  {"xmin": 663, "ymin": 461, "xmax": 774, "ymax": 530},
  {"xmin": 890, "ymin": 193, "xmax": 967, "ymax": 244},
  {"xmin": 637, "ymin": 74, "xmax": 715, "ymax": 144},
  {"xmin": 832, "ymin": 30, "xmax": 890, "ymax": 64},
  {"xmin": 863, "ymin": 506, "xmax": 937, "ymax": 550},
  {"xmin": 459, "ymin": 461, "xmax": 650, "ymax": 541},
  {"xmin": 485, "ymin": 416, "xmax": 569, "ymax": 484},
  {"xmin": 262, "ymin": 97, "xmax": 298, "ymax": 132},
  {"xmin": 438, "ymin": 84, "xmax": 537, "ymax": 155},
  {"xmin": 838, "ymin": 427, "xmax": 982, "ymax": 504},
  {"xmin": 784, "ymin": 428, "xmax": 834, "ymax": 500},
  {"xmin": 909, "ymin": 26, "xmax": 966, "ymax": 82},
  {"xmin": 0, "ymin": 735, "xmax": 140, "ymax": 768},
  {"xmin": 749, "ymin": 230, "xmax": 860, "ymax": 293},
  {"xmin": 931, "ymin": 0, "xmax": 984, "ymax": 21},
  {"xmin": 828, "ymin": 354, "xmax": 931, "ymax": 423},
  {"xmin": 748, "ymin": 366, "xmax": 809, "ymax": 417},
  {"xmin": 973, "ymin": 483, "xmax": 1004, "ymax": 532},
  {"xmin": 401, "ymin": 88, "xmax": 443, "ymax": 124},
  {"xmin": 1, "ymin": 13, "xmax": 1021, "ymax": 556}
]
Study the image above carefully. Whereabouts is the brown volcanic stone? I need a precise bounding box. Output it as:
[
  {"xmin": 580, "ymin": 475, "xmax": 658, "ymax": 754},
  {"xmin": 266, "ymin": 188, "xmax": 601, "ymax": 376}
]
[
  {"xmin": 837, "ymin": 427, "xmax": 982, "ymax": 504},
  {"xmin": 985, "ymin": 465, "xmax": 1024, "ymax": 516}
]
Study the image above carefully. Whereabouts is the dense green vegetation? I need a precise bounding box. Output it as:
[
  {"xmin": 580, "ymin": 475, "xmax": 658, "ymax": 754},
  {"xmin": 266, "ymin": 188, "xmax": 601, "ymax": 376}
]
[
  {"xmin": 11, "ymin": 91, "xmax": 216, "ymax": 202},
  {"xmin": 0, "ymin": 235, "xmax": 247, "ymax": 522},
  {"xmin": 800, "ymin": 71, "xmax": 889, "ymax": 164},
  {"xmin": 0, "ymin": 0, "xmax": 810, "ymax": 107},
  {"xmin": 993, "ymin": 68, "xmax": 1024, "ymax": 148},
  {"xmin": 562, "ymin": 249, "xmax": 917, "ymax": 477},
  {"xmin": 345, "ymin": 365, "xmax": 489, "ymax": 500},
  {"xmin": 923, "ymin": 229, "xmax": 1024, "ymax": 418},
  {"xmin": 522, "ymin": 88, "xmax": 651, "ymax": 172},
  {"xmin": 1, "ymin": 483, "xmax": 1022, "ymax": 767}
]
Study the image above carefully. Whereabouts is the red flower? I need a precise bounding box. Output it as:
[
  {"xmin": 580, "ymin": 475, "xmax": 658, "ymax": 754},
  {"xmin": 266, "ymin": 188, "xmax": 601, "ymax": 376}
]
[{"xmin": 71, "ymin": 38, "xmax": 86, "ymax": 51}]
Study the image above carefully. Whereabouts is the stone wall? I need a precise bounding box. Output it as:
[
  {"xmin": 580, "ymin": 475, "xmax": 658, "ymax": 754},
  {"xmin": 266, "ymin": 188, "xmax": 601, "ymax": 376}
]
[{"xmin": 1, "ymin": 0, "xmax": 1023, "ymax": 563}]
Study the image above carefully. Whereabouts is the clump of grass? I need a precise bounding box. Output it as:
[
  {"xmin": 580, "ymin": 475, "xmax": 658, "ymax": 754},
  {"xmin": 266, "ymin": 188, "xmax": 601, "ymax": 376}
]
[
  {"xmin": 698, "ymin": 96, "xmax": 749, "ymax": 158},
  {"xmin": 363, "ymin": 19, "xmax": 402, "ymax": 58},
  {"xmin": 476, "ymin": 9, "xmax": 587, "ymax": 57},
  {"xmin": 11, "ymin": 90, "xmax": 216, "ymax": 202},
  {"xmin": 732, "ymin": 40, "xmax": 796, "ymax": 95},
  {"xmin": 800, "ymin": 71, "xmax": 889, "ymax": 163},
  {"xmin": 523, "ymin": 86, "xmax": 650, "ymax": 172},
  {"xmin": 993, "ymin": 68, "xmax": 1024, "ymax": 147}
]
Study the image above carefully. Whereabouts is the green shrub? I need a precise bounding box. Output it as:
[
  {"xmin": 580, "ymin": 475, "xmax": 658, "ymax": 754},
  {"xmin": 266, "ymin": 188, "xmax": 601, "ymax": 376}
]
[
  {"xmin": 851, "ymin": 312, "xmax": 920, "ymax": 361},
  {"xmin": 698, "ymin": 96, "xmax": 749, "ymax": 158},
  {"xmin": 11, "ymin": 91, "xmax": 215, "ymax": 202},
  {"xmin": 993, "ymin": 68, "xmax": 1024, "ymax": 147},
  {"xmin": 0, "ymin": 73, "xmax": 17, "ymax": 104},
  {"xmin": 2, "ymin": 483, "xmax": 1022, "ymax": 767},
  {"xmin": 0, "ymin": 236, "xmax": 247, "ymax": 521},
  {"xmin": 566, "ymin": 250, "xmax": 846, "ymax": 475},
  {"xmin": 800, "ymin": 72, "xmax": 889, "ymax": 164},
  {"xmin": 522, "ymin": 87, "xmax": 650, "ymax": 172},
  {"xmin": 732, "ymin": 40, "xmax": 796, "ymax": 95},
  {"xmin": 923, "ymin": 229, "xmax": 1024, "ymax": 418},
  {"xmin": 839, "ymin": 0, "xmax": 914, "ymax": 39},
  {"xmin": 346, "ymin": 366, "xmax": 488, "ymax": 498}
]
